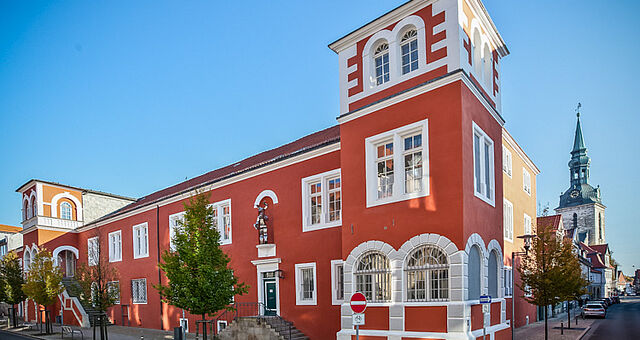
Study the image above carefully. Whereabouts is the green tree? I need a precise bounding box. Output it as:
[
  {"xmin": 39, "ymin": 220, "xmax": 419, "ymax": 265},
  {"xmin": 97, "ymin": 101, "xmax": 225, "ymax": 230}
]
[
  {"xmin": 518, "ymin": 222, "xmax": 566, "ymax": 340},
  {"xmin": 1, "ymin": 251, "xmax": 26, "ymax": 327},
  {"xmin": 71, "ymin": 230, "xmax": 120, "ymax": 340},
  {"xmin": 556, "ymin": 238, "xmax": 589, "ymax": 329},
  {"xmin": 155, "ymin": 193, "xmax": 248, "ymax": 331},
  {"xmin": 22, "ymin": 249, "xmax": 64, "ymax": 334}
]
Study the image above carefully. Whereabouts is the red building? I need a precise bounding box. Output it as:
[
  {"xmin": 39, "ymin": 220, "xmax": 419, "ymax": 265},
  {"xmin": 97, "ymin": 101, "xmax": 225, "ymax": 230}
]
[{"xmin": 15, "ymin": 1, "xmax": 540, "ymax": 339}]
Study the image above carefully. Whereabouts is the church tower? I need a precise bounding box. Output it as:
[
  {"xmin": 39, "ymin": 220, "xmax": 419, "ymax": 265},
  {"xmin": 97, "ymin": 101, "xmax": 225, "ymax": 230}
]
[{"xmin": 555, "ymin": 109, "xmax": 606, "ymax": 245}]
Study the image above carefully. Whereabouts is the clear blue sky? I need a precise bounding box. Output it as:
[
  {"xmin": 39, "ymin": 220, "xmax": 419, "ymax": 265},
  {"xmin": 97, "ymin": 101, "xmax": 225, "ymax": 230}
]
[{"xmin": 1, "ymin": 1, "xmax": 638, "ymax": 274}]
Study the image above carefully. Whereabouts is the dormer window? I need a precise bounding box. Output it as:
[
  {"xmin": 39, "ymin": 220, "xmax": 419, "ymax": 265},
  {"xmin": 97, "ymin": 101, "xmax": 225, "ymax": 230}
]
[
  {"xmin": 400, "ymin": 30, "xmax": 418, "ymax": 75},
  {"xmin": 374, "ymin": 43, "xmax": 390, "ymax": 85},
  {"xmin": 60, "ymin": 202, "xmax": 72, "ymax": 220}
]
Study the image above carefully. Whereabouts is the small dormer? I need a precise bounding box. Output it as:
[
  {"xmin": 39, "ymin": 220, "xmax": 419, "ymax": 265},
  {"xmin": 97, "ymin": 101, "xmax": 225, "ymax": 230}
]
[{"xmin": 330, "ymin": 0, "xmax": 508, "ymax": 116}]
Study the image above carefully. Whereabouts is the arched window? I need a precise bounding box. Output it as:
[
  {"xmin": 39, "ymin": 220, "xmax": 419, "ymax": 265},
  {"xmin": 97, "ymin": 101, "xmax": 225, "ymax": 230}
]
[
  {"xmin": 482, "ymin": 44, "xmax": 492, "ymax": 89},
  {"xmin": 405, "ymin": 245, "xmax": 449, "ymax": 301},
  {"xmin": 488, "ymin": 250, "xmax": 498, "ymax": 297},
  {"xmin": 598, "ymin": 213, "xmax": 603, "ymax": 239},
  {"xmin": 373, "ymin": 42, "xmax": 390, "ymax": 86},
  {"xmin": 31, "ymin": 200, "xmax": 37, "ymax": 218},
  {"xmin": 472, "ymin": 30, "xmax": 483, "ymax": 80},
  {"xmin": 24, "ymin": 251, "xmax": 31, "ymax": 271},
  {"xmin": 355, "ymin": 251, "xmax": 391, "ymax": 302},
  {"xmin": 400, "ymin": 29, "xmax": 418, "ymax": 75},
  {"xmin": 60, "ymin": 202, "xmax": 72, "ymax": 220},
  {"xmin": 573, "ymin": 213, "xmax": 578, "ymax": 229},
  {"xmin": 468, "ymin": 245, "xmax": 481, "ymax": 300},
  {"xmin": 23, "ymin": 201, "xmax": 29, "ymax": 220}
]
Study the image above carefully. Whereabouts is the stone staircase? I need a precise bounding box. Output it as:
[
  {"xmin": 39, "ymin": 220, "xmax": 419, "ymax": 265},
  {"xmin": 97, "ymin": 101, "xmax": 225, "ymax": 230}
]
[
  {"xmin": 61, "ymin": 278, "xmax": 112, "ymax": 327},
  {"xmin": 216, "ymin": 316, "xmax": 309, "ymax": 340}
]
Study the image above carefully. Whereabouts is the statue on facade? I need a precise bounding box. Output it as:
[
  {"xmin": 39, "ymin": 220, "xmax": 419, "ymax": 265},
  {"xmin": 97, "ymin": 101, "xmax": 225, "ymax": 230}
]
[{"xmin": 254, "ymin": 202, "xmax": 269, "ymax": 244}]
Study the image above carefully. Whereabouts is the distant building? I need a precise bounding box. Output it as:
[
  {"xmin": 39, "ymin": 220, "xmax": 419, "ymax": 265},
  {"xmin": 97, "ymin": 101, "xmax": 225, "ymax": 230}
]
[
  {"xmin": 0, "ymin": 224, "xmax": 22, "ymax": 257},
  {"xmin": 555, "ymin": 112, "xmax": 606, "ymax": 245}
]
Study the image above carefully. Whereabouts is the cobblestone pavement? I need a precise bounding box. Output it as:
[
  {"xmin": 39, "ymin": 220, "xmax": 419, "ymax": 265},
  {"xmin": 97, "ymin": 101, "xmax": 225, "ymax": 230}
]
[{"xmin": 514, "ymin": 308, "xmax": 596, "ymax": 340}]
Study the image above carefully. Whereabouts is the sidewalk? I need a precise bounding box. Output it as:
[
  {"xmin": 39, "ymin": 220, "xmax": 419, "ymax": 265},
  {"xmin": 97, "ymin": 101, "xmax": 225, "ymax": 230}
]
[
  {"xmin": 0, "ymin": 321, "xmax": 197, "ymax": 340},
  {"xmin": 514, "ymin": 309, "xmax": 595, "ymax": 340}
]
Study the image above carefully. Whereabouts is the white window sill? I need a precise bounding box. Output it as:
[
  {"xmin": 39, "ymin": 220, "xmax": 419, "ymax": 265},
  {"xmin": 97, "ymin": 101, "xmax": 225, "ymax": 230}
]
[
  {"xmin": 367, "ymin": 190, "xmax": 429, "ymax": 208},
  {"xmin": 220, "ymin": 240, "xmax": 232, "ymax": 246},
  {"xmin": 474, "ymin": 191, "xmax": 495, "ymax": 207},
  {"xmin": 132, "ymin": 301, "xmax": 147, "ymax": 305},
  {"xmin": 303, "ymin": 220, "xmax": 341, "ymax": 232},
  {"xmin": 332, "ymin": 299, "xmax": 345, "ymax": 306},
  {"xmin": 133, "ymin": 254, "xmax": 149, "ymax": 260},
  {"xmin": 109, "ymin": 258, "xmax": 122, "ymax": 263},
  {"xmin": 295, "ymin": 300, "xmax": 317, "ymax": 306},
  {"xmin": 504, "ymin": 238, "xmax": 513, "ymax": 243}
]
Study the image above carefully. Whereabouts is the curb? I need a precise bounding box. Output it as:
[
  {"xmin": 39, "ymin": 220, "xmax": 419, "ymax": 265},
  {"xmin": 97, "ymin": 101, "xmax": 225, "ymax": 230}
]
[{"xmin": 576, "ymin": 326, "xmax": 591, "ymax": 340}]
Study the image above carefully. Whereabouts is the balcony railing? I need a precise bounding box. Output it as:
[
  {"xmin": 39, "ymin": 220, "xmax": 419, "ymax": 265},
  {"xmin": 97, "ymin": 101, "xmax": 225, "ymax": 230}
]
[{"xmin": 22, "ymin": 215, "xmax": 83, "ymax": 230}]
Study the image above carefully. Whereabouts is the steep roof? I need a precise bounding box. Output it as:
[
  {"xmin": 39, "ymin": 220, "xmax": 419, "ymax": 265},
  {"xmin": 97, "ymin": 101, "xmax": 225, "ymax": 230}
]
[
  {"xmin": 86, "ymin": 125, "xmax": 341, "ymax": 226},
  {"xmin": 590, "ymin": 244, "xmax": 609, "ymax": 256},
  {"xmin": 537, "ymin": 215, "xmax": 563, "ymax": 231},
  {"xmin": 573, "ymin": 113, "xmax": 586, "ymax": 152}
]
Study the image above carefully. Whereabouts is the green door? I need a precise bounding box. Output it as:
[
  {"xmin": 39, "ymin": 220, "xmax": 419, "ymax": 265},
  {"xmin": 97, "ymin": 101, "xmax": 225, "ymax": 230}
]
[{"xmin": 264, "ymin": 280, "xmax": 277, "ymax": 316}]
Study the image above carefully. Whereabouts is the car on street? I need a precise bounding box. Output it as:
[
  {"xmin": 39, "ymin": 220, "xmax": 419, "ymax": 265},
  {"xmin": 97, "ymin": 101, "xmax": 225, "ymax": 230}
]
[
  {"xmin": 587, "ymin": 300, "xmax": 608, "ymax": 309},
  {"xmin": 582, "ymin": 303, "xmax": 607, "ymax": 318}
]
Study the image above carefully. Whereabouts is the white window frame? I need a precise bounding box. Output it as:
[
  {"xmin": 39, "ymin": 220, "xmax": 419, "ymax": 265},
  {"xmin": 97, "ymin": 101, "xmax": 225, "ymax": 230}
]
[
  {"xmin": 60, "ymin": 202, "xmax": 72, "ymax": 220},
  {"xmin": 168, "ymin": 211, "xmax": 185, "ymax": 251},
  {"xmin": 294, "ymin": 262, "xmax": 317, "ymax": 306},
  {"xmin": 331, "ymin": 260, "xmax": 345, "ymax": 305},
  {"xmin": 87, "ymin": 237, "xmax": 99, "ymax": 266},
  {"xmin": 524, "ymin": 213, "xmax": 532, "ymax": 235},
  {"xmin": 523, "ymin": 168, "xmax": 532, "ymax": 195},
  {"xmin": 301, "ymin": 169, "xmax": 342, "ymax": 232},
  {"xmin": 132, "ymin": 222, "xmax": 149, "ymax": 259},
  {"xmin": 400, "ymin": 29, "xmax": 419, "ymax": 75},
  {"xmin": 131, "ymin": 278, "xmax": 147, "ymax": 304},
  {"xmin": 365, "ymin": 119, "xmax": 429, "ymax": 207},
  {"xmin": 108, "ymin": 230, "xmax": 122, "ymax": 262},
  {"xmin": 503, "ymin": 199, "xmax": 513, "ymax": 242},
  {"xmin": 472, "ymin": 122, "xmax": 495, "ymax": 206},
  {"xmin": 502, "ymin": 146, "xmax": 512, "ymax": 178},
  {"xmin": 503, "ymin": 266, "xmax": 513, "ymax": 297},
  {"xmin": 209, "ymin": 199, "xmax": 232, "ymax": 245}
]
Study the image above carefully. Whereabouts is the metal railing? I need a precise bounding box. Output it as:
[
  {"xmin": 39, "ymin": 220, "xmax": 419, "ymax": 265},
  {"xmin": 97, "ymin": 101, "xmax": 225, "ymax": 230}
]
[{"xmin": 213, "ymin": 302, "xmax": 292, "ymax": 339}]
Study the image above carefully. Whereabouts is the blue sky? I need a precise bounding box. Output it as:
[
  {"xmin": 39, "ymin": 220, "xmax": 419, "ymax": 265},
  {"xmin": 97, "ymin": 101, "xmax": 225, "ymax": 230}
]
[{"xmin": 1, "ymin": 1, "xmax": 638, "ymax": 274}]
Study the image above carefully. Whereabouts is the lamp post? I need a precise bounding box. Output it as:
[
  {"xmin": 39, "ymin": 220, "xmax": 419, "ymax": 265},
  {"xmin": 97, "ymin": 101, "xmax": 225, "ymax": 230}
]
[{"xmin": 512, "ymin": 233, "xmax": 535, "ymax": 340}]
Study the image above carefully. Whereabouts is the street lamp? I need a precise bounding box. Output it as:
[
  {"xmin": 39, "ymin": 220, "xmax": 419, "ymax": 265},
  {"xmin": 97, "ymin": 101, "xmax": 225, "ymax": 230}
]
[{"xmin": 512, "ymin": 233, "xmax": 535, "ymax": 340}]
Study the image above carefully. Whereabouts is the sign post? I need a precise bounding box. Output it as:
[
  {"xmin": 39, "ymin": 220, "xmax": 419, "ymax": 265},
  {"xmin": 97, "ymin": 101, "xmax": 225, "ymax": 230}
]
[
  {"xmin": 350, "ymin": 292, "xmax": 368, "ymax": 340},
  {"xmin": 479, "ymin": 295, "xmax": 491, "ymax": 340}
]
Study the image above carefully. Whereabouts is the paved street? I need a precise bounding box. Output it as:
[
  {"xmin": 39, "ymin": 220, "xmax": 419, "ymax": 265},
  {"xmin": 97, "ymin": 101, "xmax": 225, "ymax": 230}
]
[
  {"xmin": 583, "ymin": 296, "xmax": 640, "ymax": 339},
  {"xmin": 0, "ymin": 330, "xmax": 36, "ymax": 340}
]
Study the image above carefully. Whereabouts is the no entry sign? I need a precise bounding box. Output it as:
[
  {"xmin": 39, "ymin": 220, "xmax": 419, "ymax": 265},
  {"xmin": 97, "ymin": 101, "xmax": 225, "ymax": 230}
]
[{"xmin": 350, "ymin": 292, "xmax": 367, "ymax": 314}]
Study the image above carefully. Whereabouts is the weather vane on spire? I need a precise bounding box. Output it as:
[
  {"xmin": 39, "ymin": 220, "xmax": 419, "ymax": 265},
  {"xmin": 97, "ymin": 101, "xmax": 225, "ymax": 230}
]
[{"xmin": 575, "ymin": 102, "xmax": 581, "ymax": 118}]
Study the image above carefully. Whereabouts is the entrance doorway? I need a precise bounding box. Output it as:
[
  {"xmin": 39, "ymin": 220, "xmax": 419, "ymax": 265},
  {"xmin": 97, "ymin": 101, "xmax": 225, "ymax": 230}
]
[
  {"xmin": 262, "ymin": 272, "xmax": 277, "ymax": 316},
  {"xmin": 57, "ymin": 250, "xmax": 77, "ymax": 278}
]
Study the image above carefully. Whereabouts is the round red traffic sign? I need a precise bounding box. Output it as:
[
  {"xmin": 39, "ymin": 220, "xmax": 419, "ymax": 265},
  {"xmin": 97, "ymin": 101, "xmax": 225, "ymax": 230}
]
[{"xmin": 350, "ymin": 292, "xmax": 367, "ymax": 314}]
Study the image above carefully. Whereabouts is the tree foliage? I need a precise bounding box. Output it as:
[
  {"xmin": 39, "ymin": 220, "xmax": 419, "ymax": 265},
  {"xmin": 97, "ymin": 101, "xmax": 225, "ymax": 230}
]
[
  {"xmin": 155, "ymin": 193, "xmax": 248, "ymax": 319},
  {"xmin": 22, "ymin": 249, "xmax": 64, "ymax": 307},
  {"xmin": 1, "ymin": 251, "xmax": 26, "ymax": 305},
  {"xmin": 72, "ymin": 232, "xmax": 120, "ymax": 314}
]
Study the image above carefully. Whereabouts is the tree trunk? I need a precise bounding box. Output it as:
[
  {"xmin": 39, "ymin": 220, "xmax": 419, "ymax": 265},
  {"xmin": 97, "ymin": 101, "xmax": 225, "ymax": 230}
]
[
  {"xmin": 544, "ymin": 305, "xmax": 548, "ymax": 340},
  {"xmin": 202, "ymin": 314, "xmax": 207, "ymax": 340}
]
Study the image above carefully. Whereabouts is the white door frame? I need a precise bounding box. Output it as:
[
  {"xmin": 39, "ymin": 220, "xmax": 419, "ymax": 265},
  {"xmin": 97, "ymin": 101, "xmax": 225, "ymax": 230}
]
[{"xmin": 252, "ymin": 258, "xmax": 281, "ymax": 315}]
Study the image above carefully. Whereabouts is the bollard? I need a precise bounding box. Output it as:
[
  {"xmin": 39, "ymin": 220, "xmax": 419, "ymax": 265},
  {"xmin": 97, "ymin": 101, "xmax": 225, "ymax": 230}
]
[{"xmin": 560, "ymin": 322, "xmax": 564, "ymax": 335}]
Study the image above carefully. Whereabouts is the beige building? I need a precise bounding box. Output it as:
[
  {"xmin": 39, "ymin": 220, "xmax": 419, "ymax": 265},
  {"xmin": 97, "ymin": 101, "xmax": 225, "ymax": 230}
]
[{"xmin": 502, "ymin": 128, "xmax": 540, "ymax": 327}]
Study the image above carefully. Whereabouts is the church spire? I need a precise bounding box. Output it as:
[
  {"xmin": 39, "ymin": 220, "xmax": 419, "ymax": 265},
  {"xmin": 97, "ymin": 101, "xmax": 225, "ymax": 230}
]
[
  {"xmin": 568, "ymin": 103, "xmax": 590, "ymax": 186},
  {"xmin": 572, "ymin": 105, "xmax": 586, "ymax": 153}
]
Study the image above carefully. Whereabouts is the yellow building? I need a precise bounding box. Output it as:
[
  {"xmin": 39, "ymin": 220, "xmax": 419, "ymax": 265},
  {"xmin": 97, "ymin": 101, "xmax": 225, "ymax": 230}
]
[{"xmin": 502, "ymin": 128, "xmax": 539, "ymax": 327}]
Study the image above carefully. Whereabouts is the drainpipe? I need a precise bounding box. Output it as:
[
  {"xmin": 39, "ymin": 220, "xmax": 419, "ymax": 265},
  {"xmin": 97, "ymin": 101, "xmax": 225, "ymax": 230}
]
[{"xmin": 156, "ymin": 205, "xmax": 163, "ymax": 330}]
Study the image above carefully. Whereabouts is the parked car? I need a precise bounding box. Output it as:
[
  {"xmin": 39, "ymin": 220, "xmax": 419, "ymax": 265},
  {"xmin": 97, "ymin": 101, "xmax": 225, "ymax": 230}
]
[
  {"xmin": 582, "ymin": 303, "xmax": 607, "ymax": 318},
  {"xmin": 587, "ymin": 300, "xmax": 608, "ymax": 309}
]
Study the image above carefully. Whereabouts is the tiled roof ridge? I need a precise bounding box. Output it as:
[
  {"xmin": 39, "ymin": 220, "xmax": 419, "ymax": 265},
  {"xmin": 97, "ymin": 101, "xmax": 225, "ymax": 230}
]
[{"xmin": 84, "ymin": 125, "xmax": 341, "ymax": 227}]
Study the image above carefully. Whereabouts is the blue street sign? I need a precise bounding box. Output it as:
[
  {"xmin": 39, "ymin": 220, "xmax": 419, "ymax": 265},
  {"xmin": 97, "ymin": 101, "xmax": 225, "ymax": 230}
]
[{"xmin": 479, "ymin": 295, "xmax": 491, "ymax": 304}]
